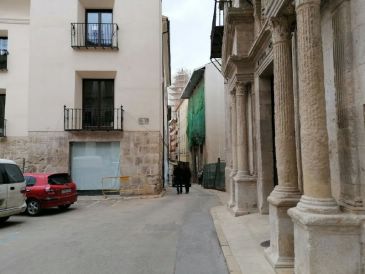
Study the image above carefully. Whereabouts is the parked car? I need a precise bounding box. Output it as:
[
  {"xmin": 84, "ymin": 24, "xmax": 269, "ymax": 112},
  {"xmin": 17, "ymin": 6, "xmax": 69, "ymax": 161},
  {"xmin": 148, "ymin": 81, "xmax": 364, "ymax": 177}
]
[
  {"xmin": 0, "ymin": 159, "xmax": 27, "ymax": 223},
  {"xmin": 23, "ymin": 173, "xmax": 77, "ymax": 216}
]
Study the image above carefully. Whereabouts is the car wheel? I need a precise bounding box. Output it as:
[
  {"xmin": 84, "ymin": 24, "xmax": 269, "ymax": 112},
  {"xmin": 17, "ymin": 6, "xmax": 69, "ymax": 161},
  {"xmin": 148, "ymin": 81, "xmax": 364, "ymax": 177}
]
[
  {"xmin": 58, "ymin": 204, "xmax": 71, "ymax": 210},
  {"xmin": 0, "ymin": 216, "xmax": 10, "ymax": 223},
  {"xmin": 27, "ymin": 199, "xmax": 41, "ymax": 216}
]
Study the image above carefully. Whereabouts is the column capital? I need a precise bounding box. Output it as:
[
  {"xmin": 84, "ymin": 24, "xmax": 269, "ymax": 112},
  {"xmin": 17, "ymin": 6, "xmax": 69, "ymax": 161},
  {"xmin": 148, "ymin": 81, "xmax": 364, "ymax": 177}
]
[
  {"xmin": 236, "ymin": 81, "xmax": 252, "ymax": 95},
  {"xmin": 295, "ymin": 0, "xmax": 320, "ymax": 9},
  {"xmin": 269, "ymin": 16, "xmax": 293, "ymax": 44}
]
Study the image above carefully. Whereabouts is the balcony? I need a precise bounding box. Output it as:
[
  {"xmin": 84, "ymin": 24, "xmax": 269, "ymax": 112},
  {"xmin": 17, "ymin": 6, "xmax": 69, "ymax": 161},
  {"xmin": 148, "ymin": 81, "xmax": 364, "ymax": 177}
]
[
  {"xmin": 0, "ymin": 50, "xmax": 8, "ymax": 71},
  {"xmin": 71, "ymin": 23, "xmax": 119, "ymax": 49},
  {"xmin": 64, "ymin": 106, "xmax": 123, "ymax": 131},
  {"xmin": 210, "ymin": 0, "xmax": 232, "ymax": 59},
  {"xmin": 0, "ymin": 119, "xmax": 6, "ymax": 137}
]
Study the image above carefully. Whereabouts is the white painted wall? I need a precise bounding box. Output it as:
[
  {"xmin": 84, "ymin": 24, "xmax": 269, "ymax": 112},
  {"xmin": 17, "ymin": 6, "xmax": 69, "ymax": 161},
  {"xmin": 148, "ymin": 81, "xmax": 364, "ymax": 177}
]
[
  {"xmin": 204, "ymin": 62, "xmax": 226, "ymax": 163},
  {"xmin": 0, "ymin": 0, "xmax": 30, "ymax": 137},
  {"xmin": 1, "ymin": 0, "xmax": 163, "ymax": 136}
]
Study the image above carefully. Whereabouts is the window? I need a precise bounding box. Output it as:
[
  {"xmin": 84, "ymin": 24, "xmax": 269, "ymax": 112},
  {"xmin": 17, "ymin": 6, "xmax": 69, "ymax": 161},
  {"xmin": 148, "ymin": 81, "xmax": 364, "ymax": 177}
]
[
  {"xmin": 0, "ymin": 95, "xmax": 4, "ymax": 136},
  {"xmin": 83, "ymin": 79, "xmax": 114, "ymax": 129},
  {"xmin": 0, "ymin": 37, "xmax": 8, "ymax": 70},
  {"xmin": 0, "ymin": 168, "xmax": 5, "ymax": 184},
  {"xmin": 48, "ymin": 173, "xmax": 71, "ymax": 185},
  {"xmin": 86, "ymin": 10, "xmax": 113, "ymax": 46},
  {"xmin": 25, "ymin": 176, "xmax": 37, "ymax": 187},
  {"xmin": 3, "ymin": 164, "xmax": 24, "ymax": 183}
]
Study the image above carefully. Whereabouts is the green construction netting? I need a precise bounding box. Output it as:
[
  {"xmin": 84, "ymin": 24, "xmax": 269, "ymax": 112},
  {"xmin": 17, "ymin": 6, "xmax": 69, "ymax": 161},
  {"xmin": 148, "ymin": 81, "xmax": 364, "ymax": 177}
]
[{"xmin": 187, "ymin": 82, "xmax": 205, "ymax": 148}]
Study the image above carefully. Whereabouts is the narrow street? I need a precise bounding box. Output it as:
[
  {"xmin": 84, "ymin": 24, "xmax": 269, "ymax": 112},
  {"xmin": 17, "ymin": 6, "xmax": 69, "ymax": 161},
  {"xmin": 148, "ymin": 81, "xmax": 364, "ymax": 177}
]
[{"xmin": 0, "ymin": 186, "xmax": 228, "ymax": 274}]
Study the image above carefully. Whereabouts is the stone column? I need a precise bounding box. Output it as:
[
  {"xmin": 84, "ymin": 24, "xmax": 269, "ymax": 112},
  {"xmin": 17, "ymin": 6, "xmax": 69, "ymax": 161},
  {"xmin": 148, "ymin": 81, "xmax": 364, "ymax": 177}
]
[
  {"xmin": 233, "ymin": 82, "xmax": 257, "ymax": 216},
  {"xmin": 291, "ymin": 0, "xmax": 338, "ymax": 214},
  {"xmin": 228, "ymin": 91, "xmax": 237, "ymax": 208},
  {"xmin": 287, "ymin": 1, "xmax": 365, "ymax": 273},
  {"xmin": 265, "ymin": 16, "xmax": 301, "ymax": 271}
]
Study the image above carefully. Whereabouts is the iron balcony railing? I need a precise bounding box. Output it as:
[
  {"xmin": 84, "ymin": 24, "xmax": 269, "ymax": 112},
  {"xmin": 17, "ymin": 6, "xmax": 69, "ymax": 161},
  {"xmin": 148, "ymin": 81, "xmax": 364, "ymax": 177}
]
[
  {"xmin": 210, "ymin": 0, "xmax": 232, "ymax": 59},
  {"xmin": 64, "ymin": 106, "xmax": 124, "ymax": 131},
  {"xmin": 0, "ymin": 119, "xmax": 6, "ymax": 137},
  {"xmin": 71, "ymin": 23, "xmax": 119, "ymax": 49},
  {"xmin": 0, "ymin": 49, "xmax": 8, "ymax": 71}
]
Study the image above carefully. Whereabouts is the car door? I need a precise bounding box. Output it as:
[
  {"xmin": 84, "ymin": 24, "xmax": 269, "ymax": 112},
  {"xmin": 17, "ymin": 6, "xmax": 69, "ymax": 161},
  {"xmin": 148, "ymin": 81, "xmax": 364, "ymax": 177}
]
[
  {"xmin": 4, "ymin": 164, "xmax": 25, "ymax": 209},
  {"xmin": 0, "ymin": 166, "xmax": 7, "ymax": 209}
]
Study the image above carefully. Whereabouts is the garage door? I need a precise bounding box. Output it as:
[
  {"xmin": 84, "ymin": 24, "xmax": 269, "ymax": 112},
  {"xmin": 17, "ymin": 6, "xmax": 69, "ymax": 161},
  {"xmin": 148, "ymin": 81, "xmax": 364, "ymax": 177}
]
[{"xmin": 70, "ymin": 142, "xmax": 120, "ymax": 190}]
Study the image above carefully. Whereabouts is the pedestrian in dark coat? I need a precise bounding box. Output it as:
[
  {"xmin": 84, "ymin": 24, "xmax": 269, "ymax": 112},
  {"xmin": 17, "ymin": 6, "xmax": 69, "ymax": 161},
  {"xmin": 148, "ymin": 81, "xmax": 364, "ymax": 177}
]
[
  {"xmin": 173, "ymin": 162, "xmax": 184, "ymax": 194},
  {"xmin": 183, "ymin": 164, "xmax": 192, "ymax": 194}
]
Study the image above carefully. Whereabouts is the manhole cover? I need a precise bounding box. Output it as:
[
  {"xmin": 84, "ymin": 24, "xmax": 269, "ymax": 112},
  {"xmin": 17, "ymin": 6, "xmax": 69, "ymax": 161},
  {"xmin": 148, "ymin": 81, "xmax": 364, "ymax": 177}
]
[{"xmin": 260, "ymin": 240, "xmax": 270, "ymax": 248}]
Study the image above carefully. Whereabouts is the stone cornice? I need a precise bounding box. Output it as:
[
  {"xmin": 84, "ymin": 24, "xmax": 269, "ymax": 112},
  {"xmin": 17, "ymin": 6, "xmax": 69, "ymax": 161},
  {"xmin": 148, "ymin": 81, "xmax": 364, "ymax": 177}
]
[
  {"xmin": 223, "ymin": 20, "xmax": 273, "ymax": 79},
  {"xmin": 222, "ymin": 55, "xmax": 252, "ymax": 79},
  {"xmin": 0, "ymin": 18, "xmax": 30, "ymax": 24},
  {"xmin": 222, "ymin": 7, "xmax": 255, "ymax": 72},
  {"xmin": 248, "ymin": 20, "xmax": 271, "ymax": 62},
  {"xmin": 225, "ymin": 7, "xmax": 254, "ymax": 25},
  {"xmin": 265, "ymin": 0, "xmax": 295, "ymax": 18}
]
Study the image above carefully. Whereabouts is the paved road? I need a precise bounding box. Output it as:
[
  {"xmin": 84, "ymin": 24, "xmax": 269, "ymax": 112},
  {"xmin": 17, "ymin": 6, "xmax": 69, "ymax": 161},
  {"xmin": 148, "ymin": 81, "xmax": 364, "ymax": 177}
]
[{"xmin": 0, "ymin": 185, "xmax": 228, "ymax": 274}]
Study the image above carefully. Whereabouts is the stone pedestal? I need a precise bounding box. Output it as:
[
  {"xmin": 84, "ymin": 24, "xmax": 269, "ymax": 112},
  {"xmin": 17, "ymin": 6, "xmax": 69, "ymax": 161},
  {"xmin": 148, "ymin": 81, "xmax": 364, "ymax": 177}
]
[
  {"xmin": 232, "ymin": 172, "xmax": 257, "ymax": 216},
  {"xmin": 265, "ymin": 15, "xmax": 301, "ymax": 271},
  {"xmin": 231, "ymin": 81, "xmax": 257, "ymax": 216},
  {"xmin": 287, "ymin": 0, "xmax": 363, "ymax": 273},
  {"xmin": 288, "ymin": 207, "xmax": 365, "ymax": 274},
  {"xmin": 265, "ymin": 186, "xmax": 300, "ymax": 270}
]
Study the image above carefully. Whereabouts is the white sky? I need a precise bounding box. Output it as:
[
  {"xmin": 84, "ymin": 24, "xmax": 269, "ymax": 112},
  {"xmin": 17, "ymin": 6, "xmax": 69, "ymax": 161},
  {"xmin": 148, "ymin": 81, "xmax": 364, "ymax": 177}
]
[{"xmin": 162, "ymin": 0, "xmax": 214, "ymax": 76}]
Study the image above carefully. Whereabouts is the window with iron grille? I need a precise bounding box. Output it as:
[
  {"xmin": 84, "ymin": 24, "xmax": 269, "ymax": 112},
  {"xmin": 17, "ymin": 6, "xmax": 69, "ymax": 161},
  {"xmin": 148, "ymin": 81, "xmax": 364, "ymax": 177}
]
[
  {"xmin": 86, "ymin": 10, "xmax": 113, "ymax": 46},
  {"xmin": 0, "ymin": 94, "xmax": 5, "ymax": 137},
  {"xmin": 82, "ymin": 79, "xmax": 114, "ymax": 130},
  {"xmin": 0, "ymin": 37, "xmax": 8, "ymax": 71},
  {"xmin": 71, "ymin": 9, "xmax": 118, "ymax": 49}
]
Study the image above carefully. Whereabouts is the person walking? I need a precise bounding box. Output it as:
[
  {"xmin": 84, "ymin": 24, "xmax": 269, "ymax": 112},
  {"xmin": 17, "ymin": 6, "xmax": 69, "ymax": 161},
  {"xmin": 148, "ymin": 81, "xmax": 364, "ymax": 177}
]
[
  {"xmin": 173, "ymin": 162, "xmax": 183, "ymax": 194},
  {"xmin": 183, "ymin": 163, "xmax": 192, "ymax": 194}
]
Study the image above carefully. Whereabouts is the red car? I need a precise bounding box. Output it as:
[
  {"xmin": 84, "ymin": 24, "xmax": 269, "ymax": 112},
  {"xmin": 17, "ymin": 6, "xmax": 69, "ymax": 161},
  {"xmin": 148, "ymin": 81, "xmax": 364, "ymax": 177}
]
[{"xmin": 24, "ymin": 173, "xmax": 77, "ymax": 216}]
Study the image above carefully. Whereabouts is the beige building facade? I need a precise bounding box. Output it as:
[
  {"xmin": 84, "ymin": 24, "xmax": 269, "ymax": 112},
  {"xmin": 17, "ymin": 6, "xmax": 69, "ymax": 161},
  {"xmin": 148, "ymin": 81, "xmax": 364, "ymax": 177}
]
[
  {"xmin": 176, "ymin": 99, "xmax": 190, "ymax": 163},
  {"xmin": 181, "ymin": 63, "xmax": 226, "ymax": 182},
  {"xmin": 0, "ymin": 0, "xmax": 170, "ymax": 195},
  {"xmin": 211, "ymin": 0, "xmax": 365, "ymax": 272}
]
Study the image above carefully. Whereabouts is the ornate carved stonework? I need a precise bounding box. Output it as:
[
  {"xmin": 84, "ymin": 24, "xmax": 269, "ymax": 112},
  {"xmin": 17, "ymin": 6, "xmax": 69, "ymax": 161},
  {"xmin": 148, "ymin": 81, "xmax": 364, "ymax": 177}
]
[{"xmin": 269, "ymin": 17, "xmax": 291, "ymax": 44}]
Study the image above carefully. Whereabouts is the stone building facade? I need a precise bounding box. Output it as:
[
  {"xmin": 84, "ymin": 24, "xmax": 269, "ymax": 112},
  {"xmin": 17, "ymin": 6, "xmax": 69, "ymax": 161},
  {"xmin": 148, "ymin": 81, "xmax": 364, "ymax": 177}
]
[
  {"xmin": 211, "ymin": 0, "xmax": 365, "ymax": 272},
  {"xmin": 0, "ymin": 0, "xmax": 170, "ymax": 195}
]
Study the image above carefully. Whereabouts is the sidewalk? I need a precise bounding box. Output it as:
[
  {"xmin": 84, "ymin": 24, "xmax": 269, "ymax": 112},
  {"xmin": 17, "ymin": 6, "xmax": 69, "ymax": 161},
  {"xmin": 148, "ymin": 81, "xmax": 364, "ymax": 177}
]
[{"xmin": 208, "ymin": 188, "xmax": 276, "ymax": 274}]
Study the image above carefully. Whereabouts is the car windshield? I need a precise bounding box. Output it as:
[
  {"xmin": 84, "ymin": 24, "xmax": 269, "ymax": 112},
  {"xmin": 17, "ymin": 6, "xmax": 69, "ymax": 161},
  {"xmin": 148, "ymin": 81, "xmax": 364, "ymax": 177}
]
[
  {"xmin": 4, "ymin": 164, "xmax": 24, "ymax": 183},
  {"xmin": 48, "ymin": 173, "xmax": 71, "ymax": 185}
]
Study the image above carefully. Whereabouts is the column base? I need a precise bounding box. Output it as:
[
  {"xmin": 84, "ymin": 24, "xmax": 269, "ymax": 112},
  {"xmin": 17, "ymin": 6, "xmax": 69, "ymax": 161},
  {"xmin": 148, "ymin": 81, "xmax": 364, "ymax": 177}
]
[
  {"xmin": 296, "ymin": 195, "xmax": 339, "ymax": 214},
  {"xmin": 264, "ymin": 250, "xmax": 294, "ymax": 273},
  {"xmin": 227, "ymin": 169, "xmax": 237, "ymax": 208},
  {"xmin": 265, "ymin": 186, "xmax": 301, "ymax": 272},
  {"xmin": 288, "ymin": 205, "xmax": 365, "ymax": 274},
  {"xmin": 232, "ymin": 173, "xmax": 257, "ymax": 217}
]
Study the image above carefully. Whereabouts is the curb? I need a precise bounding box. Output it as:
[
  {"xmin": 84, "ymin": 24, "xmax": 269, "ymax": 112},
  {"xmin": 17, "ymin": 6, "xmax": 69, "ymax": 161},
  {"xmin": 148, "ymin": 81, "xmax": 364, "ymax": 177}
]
[
  {"xmin": 77, "ymin": 190, "xmax": 167, "ymax": 201},
  {"xmin": 211, "ymin": 206, "xmax": 242, "ymax": 274}
]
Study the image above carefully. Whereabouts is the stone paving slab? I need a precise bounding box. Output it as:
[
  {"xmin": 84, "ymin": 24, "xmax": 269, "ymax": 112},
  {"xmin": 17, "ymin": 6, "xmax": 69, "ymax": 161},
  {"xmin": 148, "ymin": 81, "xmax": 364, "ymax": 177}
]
[{"xmin": 208, "ymin": 188, "xmax": 276, "ymax": 274}]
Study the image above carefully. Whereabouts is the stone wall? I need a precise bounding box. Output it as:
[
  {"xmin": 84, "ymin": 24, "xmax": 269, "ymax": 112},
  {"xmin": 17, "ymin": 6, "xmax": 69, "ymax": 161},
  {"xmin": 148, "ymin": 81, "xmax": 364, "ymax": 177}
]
[{"xmin": 0, "ymin": 131, "xmax": 163, "ymax": 195}]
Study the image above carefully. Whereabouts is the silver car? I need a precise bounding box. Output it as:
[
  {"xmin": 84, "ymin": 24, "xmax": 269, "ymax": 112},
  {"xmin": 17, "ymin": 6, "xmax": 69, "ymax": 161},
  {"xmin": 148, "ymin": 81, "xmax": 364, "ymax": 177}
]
[{"xmin": 0, "ymin": 159, "xmax": 27, "ymax": 223}]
